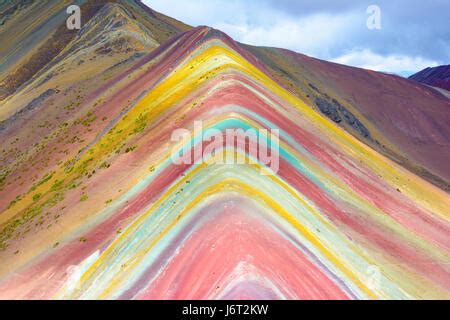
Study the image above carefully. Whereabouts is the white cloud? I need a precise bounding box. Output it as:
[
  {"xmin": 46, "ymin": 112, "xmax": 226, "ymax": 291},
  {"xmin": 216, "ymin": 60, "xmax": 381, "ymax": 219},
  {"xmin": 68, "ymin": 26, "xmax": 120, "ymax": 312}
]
[
  {"xmin": 144, "ymin": 0, "xmax": 445, "ymax": 75},
  {"xmin": 331, "ymin": 49, "xmax": 440, "ymax": 75},
  {"xmin": 215, "ymin": 13, "xmax": 358, "ymax": 58},
  {"xmin": 147, "ymin": 0, "xmax": 359, "ymax": 57},
  {"xmin": 145, "ymin": 0, "xmax": 250, "ymax": 26}
]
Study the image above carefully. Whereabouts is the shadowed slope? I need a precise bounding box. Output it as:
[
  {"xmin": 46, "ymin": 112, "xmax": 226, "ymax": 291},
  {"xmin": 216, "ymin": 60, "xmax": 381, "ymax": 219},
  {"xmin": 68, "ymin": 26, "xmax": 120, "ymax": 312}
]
[{"xmin": 242, "ymin": 45, "xmax": 450, "ymax": 191}]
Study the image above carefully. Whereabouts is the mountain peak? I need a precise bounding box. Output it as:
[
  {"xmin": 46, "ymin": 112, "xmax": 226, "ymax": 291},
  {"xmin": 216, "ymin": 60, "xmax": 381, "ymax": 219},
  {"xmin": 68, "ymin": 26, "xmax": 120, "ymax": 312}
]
[
  {"xmin": 0, "ymin": 0, "xmax": 449, "ymax": 301},
  {"xmin": 409, "ymin": 64, "xmax": 450, "ymax": 91}
]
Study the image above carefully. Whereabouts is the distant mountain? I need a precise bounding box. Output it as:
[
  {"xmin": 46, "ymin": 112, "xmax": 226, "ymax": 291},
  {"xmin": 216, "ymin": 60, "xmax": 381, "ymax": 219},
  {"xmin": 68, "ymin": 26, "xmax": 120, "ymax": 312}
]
[
  {"xmin": 409, "ymin": 65, "xmax": 450, "ymax": 91},
  {"xmin": 0, "ymin": 0, "xmax": 449, "ymax": 300}
]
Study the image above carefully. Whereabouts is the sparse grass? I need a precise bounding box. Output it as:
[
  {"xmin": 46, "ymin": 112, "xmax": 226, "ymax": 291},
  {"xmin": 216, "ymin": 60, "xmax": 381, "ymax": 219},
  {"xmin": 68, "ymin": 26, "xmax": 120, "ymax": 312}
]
[
  {"xmin": 125, "ymin": 146, "xmax": 137, "ymax": 153},
  {"xmin": 74, "ymin": 111, "xmax": 97, "ymax": 127},
  {"xmin": 68, "ymin": 182, "xmax": 78, "ymax": 189},
  {"xmin": 30, "ymin": 172, "xmax": 54, "ymax": 192},
  {"xmin": 7, "ymin": 194, "xmax": 23, "ymax": 209},
  {"xmin": 0, "ymin": 170, "xmax": 10, "ymax": 188},
  {"xmin": 50, "ymin": 179, "xmax": 64, "ymax": 192},
  {"xmin": 133, "ymin": 112, "xmax": 147, "ymax": 134},
  {"xmin": 99, "ymin": 162, "xmax": 110, "ymax": 169},
  {"xmin": 0, "ymin": 192, "xmax": 64, "ymax": 250}
]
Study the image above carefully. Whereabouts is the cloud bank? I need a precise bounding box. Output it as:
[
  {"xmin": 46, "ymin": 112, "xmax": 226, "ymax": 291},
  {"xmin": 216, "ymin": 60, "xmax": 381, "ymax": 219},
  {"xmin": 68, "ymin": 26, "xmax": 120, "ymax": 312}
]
[{"xmin": 144, "ymin": 0, "xmax": 449, "ymax": 75}]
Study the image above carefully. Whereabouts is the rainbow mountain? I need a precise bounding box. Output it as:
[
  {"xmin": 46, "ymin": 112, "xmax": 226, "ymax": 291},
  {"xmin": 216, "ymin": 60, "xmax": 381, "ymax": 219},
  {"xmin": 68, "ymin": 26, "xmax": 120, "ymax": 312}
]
[{"xmin": 0, "ymin": 0, "xmax": 449, "ymax": 300}]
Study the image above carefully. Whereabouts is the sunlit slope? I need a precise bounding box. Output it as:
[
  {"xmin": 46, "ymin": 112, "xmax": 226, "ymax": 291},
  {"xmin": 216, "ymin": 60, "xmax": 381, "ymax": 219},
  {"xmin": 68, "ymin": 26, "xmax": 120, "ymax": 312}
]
[
  {"xmin": 0, "ymin": 27, "xmax": 449, "ymax": 300},
  {"xmin": 0, "ymin": 0, "xmax": 191, "ymax": 210},
  {"xmin": 0, "ymin": 0, "xmax": 190, "ymax": 101}
]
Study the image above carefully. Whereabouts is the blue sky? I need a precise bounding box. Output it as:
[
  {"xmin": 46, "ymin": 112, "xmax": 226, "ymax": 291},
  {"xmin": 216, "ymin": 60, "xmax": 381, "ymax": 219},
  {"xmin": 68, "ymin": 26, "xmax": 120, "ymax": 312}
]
[{"xmin": 143, "ymin": 0, "xmax": 450, "ymax": 76}]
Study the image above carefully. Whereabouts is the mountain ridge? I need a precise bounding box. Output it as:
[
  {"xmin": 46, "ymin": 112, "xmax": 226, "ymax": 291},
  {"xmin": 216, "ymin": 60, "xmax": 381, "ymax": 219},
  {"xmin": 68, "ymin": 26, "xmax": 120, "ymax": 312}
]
[
  {"xmin": 0, "ymin": 1, "xmax": 449, "ymax": 300},
  {"xmin": 409, "ymin": 65, "xmax": 450, "ymax": 91}
]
